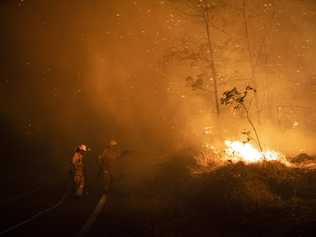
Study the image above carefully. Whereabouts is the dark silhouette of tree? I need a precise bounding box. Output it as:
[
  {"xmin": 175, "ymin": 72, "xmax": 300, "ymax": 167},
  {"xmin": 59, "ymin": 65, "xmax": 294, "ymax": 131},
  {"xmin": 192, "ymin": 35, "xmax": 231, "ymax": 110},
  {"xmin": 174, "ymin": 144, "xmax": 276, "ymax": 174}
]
[
  {"xmin": 166, "ymin": 0, "xmax": 227, "ymax": 117},
  {"xmin": 221, "ymin": 86, "xmax": 263, "ymax": 151}
]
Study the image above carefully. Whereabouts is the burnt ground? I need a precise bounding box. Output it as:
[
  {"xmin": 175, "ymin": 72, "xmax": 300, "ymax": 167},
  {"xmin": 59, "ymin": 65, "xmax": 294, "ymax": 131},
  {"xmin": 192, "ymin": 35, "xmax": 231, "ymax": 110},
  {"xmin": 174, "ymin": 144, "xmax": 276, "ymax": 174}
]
[
  {"xmin": 88, "ymin": 154, "xmax": 316, "ymax": 237},
  {"xmin": 1, "ymin": 149, "xmax": 316, "ymax": 237}
]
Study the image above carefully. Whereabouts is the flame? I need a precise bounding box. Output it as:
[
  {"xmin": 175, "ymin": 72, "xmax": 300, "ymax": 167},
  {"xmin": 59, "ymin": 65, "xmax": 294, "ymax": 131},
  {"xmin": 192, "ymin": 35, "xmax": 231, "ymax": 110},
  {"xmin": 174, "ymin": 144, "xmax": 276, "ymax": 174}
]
[
  {"xmin": 193, "ymin": 139, "xmax": 290, "ymax": 174},
  {"xmin": 224, "ymin": 140, "xmax": 286, "ymax": 164}
]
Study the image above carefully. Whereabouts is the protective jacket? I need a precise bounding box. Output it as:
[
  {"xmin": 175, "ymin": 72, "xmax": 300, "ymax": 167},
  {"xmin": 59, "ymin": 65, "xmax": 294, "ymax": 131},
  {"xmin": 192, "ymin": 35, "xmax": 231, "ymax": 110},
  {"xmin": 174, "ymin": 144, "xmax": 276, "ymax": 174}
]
[
  {"xmin": 98, "ymin": 146, "xmax": 120, "ymax": 172},
  {"xmin": 71, "ymin": 151, "xmax": 86, "ymax": 196}
]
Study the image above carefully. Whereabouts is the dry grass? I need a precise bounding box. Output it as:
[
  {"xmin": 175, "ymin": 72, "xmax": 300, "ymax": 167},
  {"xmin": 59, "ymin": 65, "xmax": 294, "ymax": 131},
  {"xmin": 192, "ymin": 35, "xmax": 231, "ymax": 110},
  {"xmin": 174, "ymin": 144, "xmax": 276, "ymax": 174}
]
[{"xmin": 105, "ymin": 153, "xmax": 316, "ymax": 236}]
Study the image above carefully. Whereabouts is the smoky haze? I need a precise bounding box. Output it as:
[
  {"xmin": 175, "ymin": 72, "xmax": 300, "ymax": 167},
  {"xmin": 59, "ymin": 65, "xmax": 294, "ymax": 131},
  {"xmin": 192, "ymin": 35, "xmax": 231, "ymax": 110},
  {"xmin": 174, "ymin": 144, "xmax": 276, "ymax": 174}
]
[
  {"xmin": 0, "ymin": 0, "xmax": 190, "ymax": 156},
  {"xmin": 1, "ymin": 0, "xmax": 316, "ymax": 173}
]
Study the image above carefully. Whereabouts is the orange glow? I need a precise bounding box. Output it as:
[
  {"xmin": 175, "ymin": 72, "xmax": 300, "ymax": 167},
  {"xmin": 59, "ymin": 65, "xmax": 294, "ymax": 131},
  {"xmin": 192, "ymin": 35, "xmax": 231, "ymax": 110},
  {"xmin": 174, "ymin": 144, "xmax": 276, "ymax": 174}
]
[{"xmin": 224, "ymin": 140, "xmax": 288, "ymax": 165}]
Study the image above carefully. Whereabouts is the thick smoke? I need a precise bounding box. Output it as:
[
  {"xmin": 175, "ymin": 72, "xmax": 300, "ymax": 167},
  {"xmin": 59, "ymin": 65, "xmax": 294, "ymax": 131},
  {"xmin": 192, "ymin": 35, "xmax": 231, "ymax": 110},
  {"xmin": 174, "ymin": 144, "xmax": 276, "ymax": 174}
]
[{"xmin": 1, "ymin": 0, "xmax": 316, "ymax": 166}]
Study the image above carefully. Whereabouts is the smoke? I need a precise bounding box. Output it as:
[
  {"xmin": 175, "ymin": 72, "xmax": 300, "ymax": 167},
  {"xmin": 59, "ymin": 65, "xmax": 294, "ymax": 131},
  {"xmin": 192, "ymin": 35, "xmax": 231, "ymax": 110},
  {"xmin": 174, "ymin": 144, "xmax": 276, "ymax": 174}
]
[{"xmin": 1, "ymin": 0, "xmax": 316, "ymax": 166}]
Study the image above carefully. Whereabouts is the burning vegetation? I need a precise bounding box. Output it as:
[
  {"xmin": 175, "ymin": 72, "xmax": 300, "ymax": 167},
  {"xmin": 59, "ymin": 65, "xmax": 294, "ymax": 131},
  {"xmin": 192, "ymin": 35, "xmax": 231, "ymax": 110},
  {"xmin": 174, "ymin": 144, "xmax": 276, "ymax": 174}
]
[
  {"xmin": 2, "ymin": 0, "xmax": 316, "ymax": 236},
  {"xmin": 224, "ymin": 140, "xmax": 286, "ymax": 164},
  {"xmin": 193, "ymin": 86, "xmax": 292, "ymax": 171}
]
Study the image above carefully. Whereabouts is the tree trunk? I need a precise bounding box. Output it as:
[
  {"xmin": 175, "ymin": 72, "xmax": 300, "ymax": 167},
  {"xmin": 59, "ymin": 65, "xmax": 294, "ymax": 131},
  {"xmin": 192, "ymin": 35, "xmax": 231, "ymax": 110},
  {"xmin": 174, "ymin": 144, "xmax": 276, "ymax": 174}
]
[
  {"xmin": 242, "ymin": 104, "xmax": 263, "ymax": 152},
  {"xmin": 203, "ymin": 8, "xmax": 220, "ymax": 117},
  {"xmin": 242, "ymin": 0, "xmax": 260, "ymax": 123}
]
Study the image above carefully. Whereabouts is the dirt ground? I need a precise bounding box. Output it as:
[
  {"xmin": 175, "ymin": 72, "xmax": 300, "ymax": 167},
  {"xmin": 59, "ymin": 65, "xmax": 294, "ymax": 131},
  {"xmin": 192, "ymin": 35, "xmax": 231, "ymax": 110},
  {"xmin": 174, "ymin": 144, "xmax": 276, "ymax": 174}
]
[{"xmin": 1, "ymin": 151, "xmax": 316, "ymax": 237}]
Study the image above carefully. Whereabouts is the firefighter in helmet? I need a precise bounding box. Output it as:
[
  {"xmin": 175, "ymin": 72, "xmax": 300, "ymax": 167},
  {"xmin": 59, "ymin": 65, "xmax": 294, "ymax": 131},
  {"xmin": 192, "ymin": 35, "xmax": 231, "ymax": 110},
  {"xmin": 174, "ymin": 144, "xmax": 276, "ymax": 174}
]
[
  {"xmin": 71, "ymin": 144, "xmax": 89, "ymax": 197},
  {"xmin": 98, "ymin": 140, "xmax": 120, "ymax": 193}
]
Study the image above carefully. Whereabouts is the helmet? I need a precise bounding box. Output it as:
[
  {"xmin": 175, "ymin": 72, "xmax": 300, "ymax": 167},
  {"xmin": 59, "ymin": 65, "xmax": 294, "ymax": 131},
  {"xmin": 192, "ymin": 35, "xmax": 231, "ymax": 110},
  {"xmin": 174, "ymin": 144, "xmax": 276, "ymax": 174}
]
[
  {"xmin": 77, "ymin": 144, "xmax": 88, "ymax": 152},
  {"xmin": 109, "ymin": 140, "xmax": 118, "ymax": 146}
]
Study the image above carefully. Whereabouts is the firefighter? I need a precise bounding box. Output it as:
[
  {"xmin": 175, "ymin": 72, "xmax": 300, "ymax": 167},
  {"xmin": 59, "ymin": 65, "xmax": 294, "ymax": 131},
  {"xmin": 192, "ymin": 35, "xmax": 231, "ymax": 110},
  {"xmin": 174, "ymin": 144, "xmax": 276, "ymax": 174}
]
[
  {"xmin": 71, "ymin": 144, "xmax": 89, "ymax": 197},
  {"xmin": 98, "ymin": 140, "xmax": 121, "ymax": 193}
]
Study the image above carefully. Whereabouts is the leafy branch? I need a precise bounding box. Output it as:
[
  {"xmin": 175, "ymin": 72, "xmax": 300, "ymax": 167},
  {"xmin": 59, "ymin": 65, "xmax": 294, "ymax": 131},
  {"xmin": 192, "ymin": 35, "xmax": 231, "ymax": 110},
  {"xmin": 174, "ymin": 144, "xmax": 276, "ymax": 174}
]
[{"xmin": 221, "ymin": 86, "xmax": 263, "ymax": 152}]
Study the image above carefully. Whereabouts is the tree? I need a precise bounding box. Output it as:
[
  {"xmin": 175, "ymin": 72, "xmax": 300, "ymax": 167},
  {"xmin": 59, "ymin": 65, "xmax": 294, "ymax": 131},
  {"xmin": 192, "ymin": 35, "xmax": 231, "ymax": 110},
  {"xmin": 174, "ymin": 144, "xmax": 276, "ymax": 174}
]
[
  {"xmin": 200, "ymin": 0, "xmax": 220, "ymax": 117},
  {"xmin": 242, "ymin": 0, "xmax": 259, "ymax": 121},
  {"xmin": 166, "ymin": 0, "xmax": 227, "ymax": 117},
  {"xmin": 241, "ymin": 0, "xmax": 277, "ymax": 124},
  {"xmin": 221, "ymin": 86, "xmax": 263, "ymax": 151}
]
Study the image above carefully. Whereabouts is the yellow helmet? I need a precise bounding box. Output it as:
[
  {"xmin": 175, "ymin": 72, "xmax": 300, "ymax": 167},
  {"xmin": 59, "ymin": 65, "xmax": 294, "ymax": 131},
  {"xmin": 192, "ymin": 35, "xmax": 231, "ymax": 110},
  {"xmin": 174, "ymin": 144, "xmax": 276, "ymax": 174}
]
[
  {"xmin": 109, "ymin": 140, "xmax": 118, "ymax": 146},
  {"xmin": 77, "ymin": 144, "xmax": 88, "ymax": 152}
]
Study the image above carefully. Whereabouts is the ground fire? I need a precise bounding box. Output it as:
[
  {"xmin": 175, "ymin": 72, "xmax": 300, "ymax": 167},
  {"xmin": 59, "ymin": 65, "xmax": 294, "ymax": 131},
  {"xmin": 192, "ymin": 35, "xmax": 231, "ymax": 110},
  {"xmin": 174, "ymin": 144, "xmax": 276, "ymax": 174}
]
[
  {"xmin": 224, "ymin": 140, "xmax": 288, "ymax": 165},
  {"xmin": 2, "ymin": 0, "xmax": 316, "ymax": 236}
]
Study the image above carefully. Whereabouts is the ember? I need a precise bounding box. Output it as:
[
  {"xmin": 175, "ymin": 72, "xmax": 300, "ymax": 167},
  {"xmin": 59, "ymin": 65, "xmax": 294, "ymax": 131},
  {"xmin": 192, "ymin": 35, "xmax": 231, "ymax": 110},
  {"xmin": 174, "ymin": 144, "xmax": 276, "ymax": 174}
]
[{"xmin": 224, "ymin": 140, "xmax": 289, "ymax": 165}]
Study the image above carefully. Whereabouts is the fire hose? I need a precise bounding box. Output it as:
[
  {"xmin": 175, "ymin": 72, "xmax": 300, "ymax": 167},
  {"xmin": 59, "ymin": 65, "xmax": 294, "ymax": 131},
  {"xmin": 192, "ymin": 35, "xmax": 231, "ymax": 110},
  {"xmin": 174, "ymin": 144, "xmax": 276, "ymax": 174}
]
[
  {"xmin": 0, "ymin": 187, "xmax": 43, "ymax": 208},
  {"xmin": 0, "ymin": 185, "xmax": 70, "ymax": 236},
  {"xmin": 77, "ymin": 194, "xmax": 107, "ymax": 237}
]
